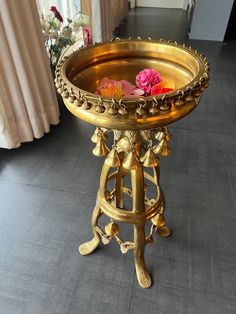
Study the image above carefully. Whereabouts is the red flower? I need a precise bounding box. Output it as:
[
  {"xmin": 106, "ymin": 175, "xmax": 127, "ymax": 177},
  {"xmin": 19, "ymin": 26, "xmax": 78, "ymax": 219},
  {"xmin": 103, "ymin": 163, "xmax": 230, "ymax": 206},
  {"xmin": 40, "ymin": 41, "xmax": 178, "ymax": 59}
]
[
  {"xmin": 50, "ymin": 6, "xmax": 63, "ymax": 23},
  {"xmin": 151, "ymin": 82, "xmax": 174, "ymax": 96}
]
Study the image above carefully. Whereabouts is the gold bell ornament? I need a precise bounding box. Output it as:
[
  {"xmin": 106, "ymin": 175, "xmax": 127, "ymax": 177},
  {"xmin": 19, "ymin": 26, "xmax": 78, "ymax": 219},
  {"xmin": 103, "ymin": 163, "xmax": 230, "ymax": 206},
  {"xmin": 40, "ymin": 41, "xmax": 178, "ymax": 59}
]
[
  {"xmin": 151, "ymin": 213, "xmax": 166, "ymax": 227},
  {"xmin": 122, "ymin": 150, "xmax": 140, "ymax": 170},
  {"xmin": 153, "ymin": 139, "xmax": 171, "ymax": 157},
  {"xmin": 155, "ymin": 131, "xmax": 165, "ymax": 141},
  {"xmin": 68, "ymin": 89, "xmax": 76, "ymax": 103},
  {"xmin": 62, "ymin": 89, "xmax": 69, "ymax": 98},
  {"xmin": 91, "ymin": 127, "xmax": 100, "ymax": 143},
  {"xmin": 105, "ymin": 148, "xmax": 121, "ymax": 167},
  {"xmin": 91, "ymin": 128, "xmax": 107, "ymax": 143},
  {"xmin": 136, "ymin": 106, "xmax": 146, "ymax": 116},
  {"xmin": 81, "ymin": 99, "xmax": 92, "ymax": 110},
  {"xmin": 140, "ymin": 148, "xmax": 159, "ymax": 168},
  {"xmin": 163, "ymin": 127, "xmax": 172, "ymax": 142},
  {"xmin": 92, "ymin": 136, "xmax": 110, "ymax": 157},
  {"xmin": 105, "ymin": 221, "xmax": 120, "ymax": 237},
  {"xmin": 118, "ymin": 100, "xmax": 128, "ymax": 115}
]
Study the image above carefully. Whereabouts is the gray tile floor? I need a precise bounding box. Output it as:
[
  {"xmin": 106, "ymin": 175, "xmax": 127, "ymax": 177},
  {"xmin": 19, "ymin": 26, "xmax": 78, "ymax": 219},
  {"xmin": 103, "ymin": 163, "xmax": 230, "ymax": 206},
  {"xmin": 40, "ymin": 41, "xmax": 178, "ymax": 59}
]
[
  {"xmin": 0, "ymin": 7, "xmax": 236, "ymax": 314},
  {"xmin": 114, "ymin": 7, "xmax": 188, "ymax": 42}
]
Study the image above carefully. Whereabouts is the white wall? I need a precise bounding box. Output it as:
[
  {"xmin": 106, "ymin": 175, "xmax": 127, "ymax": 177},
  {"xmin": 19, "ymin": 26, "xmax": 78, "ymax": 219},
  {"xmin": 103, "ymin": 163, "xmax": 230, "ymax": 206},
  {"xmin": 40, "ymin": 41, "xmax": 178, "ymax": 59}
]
[
  {"xmin": 189, "ymin": 0, "xmax": 234, "ymax": 41},
  {"xmin": 136, "ymin": 0, "xmax": 186, "ymax": 9}
]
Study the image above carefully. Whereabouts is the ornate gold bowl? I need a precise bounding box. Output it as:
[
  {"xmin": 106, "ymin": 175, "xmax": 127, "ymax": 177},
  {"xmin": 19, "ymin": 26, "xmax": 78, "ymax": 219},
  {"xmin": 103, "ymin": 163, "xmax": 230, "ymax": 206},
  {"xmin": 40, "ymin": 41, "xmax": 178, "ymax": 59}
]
[
  {"xmin": 56, "ymin": 38, "xmax": 209, "ymax": 130},
  {"xmin": 55, "ymin": 38, "xmax": 209, "ymax": 289}
]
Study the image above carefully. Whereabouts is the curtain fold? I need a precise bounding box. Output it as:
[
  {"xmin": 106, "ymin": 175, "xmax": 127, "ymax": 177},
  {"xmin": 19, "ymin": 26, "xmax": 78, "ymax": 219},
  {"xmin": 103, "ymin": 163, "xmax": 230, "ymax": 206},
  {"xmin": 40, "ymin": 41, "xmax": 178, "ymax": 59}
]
[
  {"xmin": 82, "ymin": 0, "xmax": 128, "ymax": 43},
  {"xmin": 111, "ymin": 0, "xmax": 129, "ymax": 31},
  {"xmin": 0, "ymin": 0, "xmax": 59, "ymax": 149}
]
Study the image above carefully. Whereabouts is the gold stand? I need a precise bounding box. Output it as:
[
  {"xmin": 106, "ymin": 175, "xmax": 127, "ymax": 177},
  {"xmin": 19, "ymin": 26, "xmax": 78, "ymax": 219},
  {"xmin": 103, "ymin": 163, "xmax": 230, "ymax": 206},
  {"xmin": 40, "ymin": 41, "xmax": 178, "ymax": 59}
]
[
  {"xmin": 79, "ymin": 127, "xmax": 172, "ymax": 288},
  {"xmin": 56, "ymin": 38, "xmax": 210, "ymax": 289}
]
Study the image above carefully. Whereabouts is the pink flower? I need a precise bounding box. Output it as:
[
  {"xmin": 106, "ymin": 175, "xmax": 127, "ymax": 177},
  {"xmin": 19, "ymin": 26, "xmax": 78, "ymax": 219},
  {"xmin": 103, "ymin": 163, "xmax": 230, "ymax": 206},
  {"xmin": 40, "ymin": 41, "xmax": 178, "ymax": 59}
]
[
  {"xmin": 50, "ymin": 6, "xmax": 63, "ymax": 23},
  {"xmin": 121, "ymin": 80, "xmax": 136, "ymax": 97},
  {"xmin": 97, "ymin": 78, "xmax": 140, "ymax": 98},
  {"xmin": 136, "ymin": 68, "xmax": 162, "ymax": 94},
  {"xmin": 83, "ymin": 27, "xmax": 91, "ymax": 46},
  {"xmin": 97, "ymin": 78, "xmax": 123, "ymax": 99}
]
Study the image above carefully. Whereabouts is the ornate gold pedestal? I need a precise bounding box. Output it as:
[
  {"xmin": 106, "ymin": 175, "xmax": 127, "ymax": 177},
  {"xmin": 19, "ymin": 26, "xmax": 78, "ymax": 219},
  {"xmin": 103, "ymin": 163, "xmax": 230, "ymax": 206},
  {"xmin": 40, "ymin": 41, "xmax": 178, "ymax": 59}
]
[
  {"xmin": 80, "ymin": 127, "xmax": 172, "ymax": 288},
  {"xmin": 55, "ymin": 38, "xmax": 209, "ymax": 288}
]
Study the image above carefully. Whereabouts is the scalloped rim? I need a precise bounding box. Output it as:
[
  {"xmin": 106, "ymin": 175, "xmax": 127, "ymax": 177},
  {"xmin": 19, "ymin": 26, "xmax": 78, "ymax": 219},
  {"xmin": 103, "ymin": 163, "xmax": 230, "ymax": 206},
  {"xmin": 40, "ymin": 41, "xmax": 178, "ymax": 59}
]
[{"xmin": 55, "ymin": 37, "xmax": 210, "ymax": 113}]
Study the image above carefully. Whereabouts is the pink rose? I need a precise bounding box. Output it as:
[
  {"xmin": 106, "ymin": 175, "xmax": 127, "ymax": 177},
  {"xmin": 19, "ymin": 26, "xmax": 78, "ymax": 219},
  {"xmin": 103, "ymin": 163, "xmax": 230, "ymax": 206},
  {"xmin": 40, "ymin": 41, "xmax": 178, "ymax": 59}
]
[{"xmin": 136, "ymin": 68, "xmax": 162, "ymax": 94}]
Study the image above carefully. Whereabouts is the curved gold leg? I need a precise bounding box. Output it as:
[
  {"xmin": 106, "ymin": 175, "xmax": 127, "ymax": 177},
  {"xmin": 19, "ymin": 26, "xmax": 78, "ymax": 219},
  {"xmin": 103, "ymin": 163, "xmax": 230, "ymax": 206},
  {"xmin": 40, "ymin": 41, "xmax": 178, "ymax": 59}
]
[
  {"xmin": 131, "ymin": 165, "xmax": 152, "ymax": 288},
  {"xmin": 80, "ymin": 161, "xmax": 110, "ymax": 256},
  {"xmin": 134, "ymin": 225, "xmax": 152, "ymax": 288},
  {"xmin": 79, "ymin": 203, "xmax": 102, "ymax": 255}
]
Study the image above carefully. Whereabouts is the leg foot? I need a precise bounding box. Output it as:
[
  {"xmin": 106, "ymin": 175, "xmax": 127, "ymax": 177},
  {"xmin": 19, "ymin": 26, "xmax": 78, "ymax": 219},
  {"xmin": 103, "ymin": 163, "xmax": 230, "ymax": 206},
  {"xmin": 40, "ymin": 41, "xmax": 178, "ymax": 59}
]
[
  {"xmin": 135, "ymin": 260, "xmax": 152, "ymax": 289},
  {"xmin": 157, "ymin": 225, "xmax": 172, "ymax": 237},
  {"xmin": 79, "ymin": 237, "xmax": 100, "ymax": 255},
  {"xmin": 79, "ymin": 203, "xmax": 102, "ymax": 256},
  {"xmin": 134, "ymin": 225, "xmax": 152, "ymax": 289}
]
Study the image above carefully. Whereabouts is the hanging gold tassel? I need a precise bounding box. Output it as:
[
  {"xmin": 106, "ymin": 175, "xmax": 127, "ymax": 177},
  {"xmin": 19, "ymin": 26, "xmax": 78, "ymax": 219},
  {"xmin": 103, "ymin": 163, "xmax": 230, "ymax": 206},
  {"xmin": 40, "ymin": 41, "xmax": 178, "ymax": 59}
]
[{"xmin": 140, "ymin": 149, "xmax": 159, "ymax": 167}]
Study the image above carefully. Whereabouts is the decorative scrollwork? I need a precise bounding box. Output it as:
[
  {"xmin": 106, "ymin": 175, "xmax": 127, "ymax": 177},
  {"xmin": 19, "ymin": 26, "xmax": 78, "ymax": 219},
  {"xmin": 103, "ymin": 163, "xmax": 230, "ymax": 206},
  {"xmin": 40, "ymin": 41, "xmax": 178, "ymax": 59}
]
[{"xmin": 95, "ymin": 224, "xmax": 135, "ymax": 253}]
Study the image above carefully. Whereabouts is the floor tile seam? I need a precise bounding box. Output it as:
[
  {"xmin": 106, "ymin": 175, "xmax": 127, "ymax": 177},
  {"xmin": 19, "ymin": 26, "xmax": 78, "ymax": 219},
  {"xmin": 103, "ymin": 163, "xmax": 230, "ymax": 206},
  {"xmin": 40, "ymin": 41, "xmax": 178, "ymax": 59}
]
[{"xmin": 0, "ymin": 178, "xmax": 97, "ymax": 196}]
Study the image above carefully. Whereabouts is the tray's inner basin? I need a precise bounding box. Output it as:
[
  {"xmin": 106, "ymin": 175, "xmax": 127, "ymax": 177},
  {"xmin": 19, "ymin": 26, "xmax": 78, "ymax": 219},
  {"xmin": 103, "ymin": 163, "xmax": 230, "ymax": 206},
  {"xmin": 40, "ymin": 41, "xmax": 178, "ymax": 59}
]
[{"xmin": 65, "ymin": 41, "xmax": 200, "ymax": 95}]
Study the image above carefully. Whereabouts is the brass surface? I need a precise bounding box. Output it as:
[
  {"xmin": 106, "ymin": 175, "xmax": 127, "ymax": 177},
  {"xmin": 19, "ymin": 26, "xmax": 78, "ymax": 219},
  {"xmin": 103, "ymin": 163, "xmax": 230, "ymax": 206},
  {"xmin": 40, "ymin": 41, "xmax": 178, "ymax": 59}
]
[
  {"xmin": 56, "ymin": 38, "xmax": 209, "ymax": 130},
  {"xmin": 57, "ymin": 38, "xmax": 210, "ymax": 289}
]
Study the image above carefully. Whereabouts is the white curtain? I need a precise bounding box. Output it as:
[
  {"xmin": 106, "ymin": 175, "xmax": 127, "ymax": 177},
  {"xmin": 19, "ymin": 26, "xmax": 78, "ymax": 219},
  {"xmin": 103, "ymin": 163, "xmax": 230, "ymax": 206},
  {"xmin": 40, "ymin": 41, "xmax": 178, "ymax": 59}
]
[
  {"xmin": 0, "ymin": 0, "xmax": 59, "ymax": 149},
  {"xmin": 85, "ymin": 0, "xmax": 128, "ymax": 43}
]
